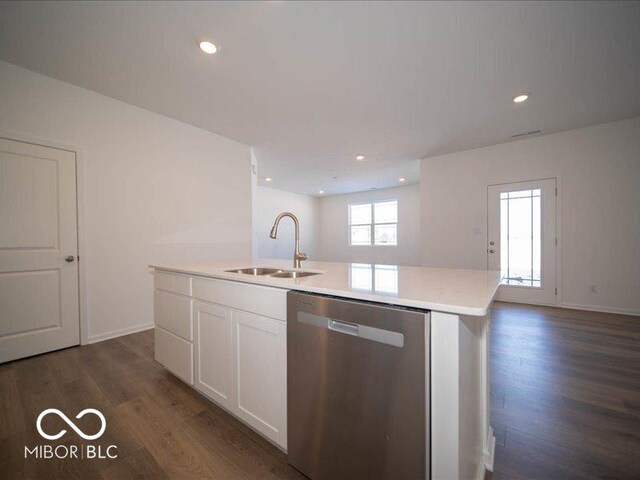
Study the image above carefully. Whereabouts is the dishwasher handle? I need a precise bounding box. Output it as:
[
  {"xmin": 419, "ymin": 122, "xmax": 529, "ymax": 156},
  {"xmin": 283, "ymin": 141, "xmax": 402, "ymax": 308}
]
[
  {"xmin": 297, "ymin": 312, "xmax": 405, "ymax": 348},
  {"xmin": 328, "ymin": 319, "xmax": 359, "ymax": 336}
]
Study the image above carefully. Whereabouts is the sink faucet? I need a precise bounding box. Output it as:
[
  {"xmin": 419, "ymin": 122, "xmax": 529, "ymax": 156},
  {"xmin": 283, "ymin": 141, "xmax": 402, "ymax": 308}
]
[{"xmin": 269, "ymin": 212, "xmax": 308, "ymax": 268}]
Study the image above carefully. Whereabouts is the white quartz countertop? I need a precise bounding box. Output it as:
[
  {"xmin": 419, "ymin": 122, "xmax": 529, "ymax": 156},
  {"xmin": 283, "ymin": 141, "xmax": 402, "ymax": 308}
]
[{"xmin": 150, "ymin": 259, "xmax": 501, "ymax": 316}]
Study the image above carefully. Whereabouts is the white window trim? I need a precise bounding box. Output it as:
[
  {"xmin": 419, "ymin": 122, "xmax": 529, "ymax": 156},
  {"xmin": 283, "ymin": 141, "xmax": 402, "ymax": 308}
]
[{"xmin": 348, "ymin": 199, "xmax": 398, "ymax": 247}]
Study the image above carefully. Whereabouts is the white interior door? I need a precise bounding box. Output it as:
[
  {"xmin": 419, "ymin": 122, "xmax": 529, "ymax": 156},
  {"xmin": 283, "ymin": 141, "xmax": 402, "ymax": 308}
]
[
  {"xmin": 0, "ymin": 137, "xmax": 80, "ymax": 363},
  {"xmin": 488, "ymin": 178, "xmax": 557, "ymax": 305}
]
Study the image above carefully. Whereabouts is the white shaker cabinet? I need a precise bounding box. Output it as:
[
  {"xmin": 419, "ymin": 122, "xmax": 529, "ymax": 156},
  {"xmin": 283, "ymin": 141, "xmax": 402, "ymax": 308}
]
[
  {"xmin": 154, "ymin": 327, "xmax": 194, "ymax": 384},
  {"xmin": 194, "ymin": 301, "xmax": 234, "ymax": 410},
  {"xmin": 154, "ymin": 271, "xmax": 288, "ymax": 450},
  {"xmin": 153, "ymin": 273, "xmax": 194, "ymax": 384},
  {"xmin": 233, "ymin": 310, "xmax": 287, "ymax": 449}
]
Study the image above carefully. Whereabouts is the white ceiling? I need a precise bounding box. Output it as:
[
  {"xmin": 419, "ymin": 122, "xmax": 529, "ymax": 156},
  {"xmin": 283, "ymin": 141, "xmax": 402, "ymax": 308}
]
[{"xmin": 1, "ymin": 1, "xmax": 639, "ymax": 196}]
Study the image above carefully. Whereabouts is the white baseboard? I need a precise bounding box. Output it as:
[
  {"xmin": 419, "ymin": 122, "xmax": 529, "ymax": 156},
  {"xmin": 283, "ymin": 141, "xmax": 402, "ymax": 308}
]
[
  {"xmin": 86, "ymin": 323, "xmax": 154, "ymax": 344},
  {"xmin": 562, "ymin": 303, "xmax": 640, "ymax": 317}
]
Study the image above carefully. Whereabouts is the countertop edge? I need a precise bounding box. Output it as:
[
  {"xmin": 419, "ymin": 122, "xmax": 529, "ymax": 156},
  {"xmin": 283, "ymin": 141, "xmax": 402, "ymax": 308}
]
[{"xmin": 150, "ymin": 264, "xmax": 499, "ymax": 317}]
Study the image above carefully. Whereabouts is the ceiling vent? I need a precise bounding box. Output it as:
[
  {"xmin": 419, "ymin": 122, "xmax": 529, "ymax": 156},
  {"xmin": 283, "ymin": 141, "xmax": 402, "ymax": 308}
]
[{"xmin": 511, "ymin": 129, "xmax": 542, "ymax": 138}]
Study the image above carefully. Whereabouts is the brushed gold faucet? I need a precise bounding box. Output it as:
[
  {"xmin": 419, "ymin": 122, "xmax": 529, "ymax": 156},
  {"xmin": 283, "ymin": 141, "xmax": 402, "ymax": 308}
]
[{"xmin": 269, "ymin": 212, "xmax": 308, "ymax": 268}]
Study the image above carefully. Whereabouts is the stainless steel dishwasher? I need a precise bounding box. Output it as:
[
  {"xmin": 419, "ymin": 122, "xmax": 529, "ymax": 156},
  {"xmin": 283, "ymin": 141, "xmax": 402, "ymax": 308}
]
[{"xmin": 287, "ymin": 291, "xmax": 429, "ymax": 480}]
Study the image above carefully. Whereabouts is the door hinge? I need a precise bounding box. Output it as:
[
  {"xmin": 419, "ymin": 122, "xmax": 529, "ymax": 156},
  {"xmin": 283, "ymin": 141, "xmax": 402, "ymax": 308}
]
[
  {"xmin": 555, "ymin": 238, "xmax": 558, "ymax": 246},
  {"xmin": 555, "ymin": 287, "xmax": 558, "ymax": 295},
  {"xmin": 555, "ymin": 187, "xmax": 558, "ymax": 196}
]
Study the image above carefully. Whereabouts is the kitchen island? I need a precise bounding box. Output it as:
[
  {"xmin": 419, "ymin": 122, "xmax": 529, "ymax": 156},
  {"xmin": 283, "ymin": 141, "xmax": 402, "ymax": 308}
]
[{"xmin": 150, "ymin": 259, "xmax": 501, "ymax": 480}]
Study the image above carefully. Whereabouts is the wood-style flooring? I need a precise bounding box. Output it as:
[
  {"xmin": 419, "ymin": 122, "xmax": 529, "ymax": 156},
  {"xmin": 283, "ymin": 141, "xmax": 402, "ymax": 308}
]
[
  {"xmin": 488, "ymin": 302, "xmax": 640, "ymax": 480},
  {"xmin": 0, "ymin": 329, "xmax": 305, "ymax": 480},
  {"xmin": 1, "ymin": 302, "xmax": 639, "ymax": 479}
]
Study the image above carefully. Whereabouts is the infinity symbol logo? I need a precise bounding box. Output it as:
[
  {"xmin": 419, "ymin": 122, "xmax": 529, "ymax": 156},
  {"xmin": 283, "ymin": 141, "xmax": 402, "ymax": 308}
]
[{"xmin": 36, "ymin": 408, "xmax": 107, "ymax": 440}]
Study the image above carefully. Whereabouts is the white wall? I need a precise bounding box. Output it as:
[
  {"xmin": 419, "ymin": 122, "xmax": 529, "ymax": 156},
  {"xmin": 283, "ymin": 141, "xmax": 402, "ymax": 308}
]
[
  {"xmin": 255, "ymin": 186, "xmax": 320, "ymax": 262},
  {"xmin": 318, "ymin": 184, "xmax": 421, "ymax": 266},
  {"xmin": 421, "ymin": 117, "xmax": 640, "ymax": 315},
  {"xmin": 0, "ymin": 61, "xmax": 253, "ymax": 341}
]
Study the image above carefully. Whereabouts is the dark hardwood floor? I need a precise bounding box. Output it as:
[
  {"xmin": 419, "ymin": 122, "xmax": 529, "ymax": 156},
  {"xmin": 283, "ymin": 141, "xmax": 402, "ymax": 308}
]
[
  {"xmin": 0, "ymin": 329, "xmax": 305, "ymax": 480},
  {"xmin": 1, "ymin": 303, "xmax": 639, "ymax": 479},
  {"xmin": 488, "ymin": 302, "xmax": 640, "ymax": 480}
]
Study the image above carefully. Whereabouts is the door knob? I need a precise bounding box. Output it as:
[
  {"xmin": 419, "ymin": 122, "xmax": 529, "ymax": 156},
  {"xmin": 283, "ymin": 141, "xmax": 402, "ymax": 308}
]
[
  {"xmin": 65, "ymin": 255, "xmax": 75, "ymax": 262},
  {"xmin": 489, "ymin": 249, "xmax": 495, "ymax": 254},
  {"xmin": 489, "ymin": 241, "xmax": 495, "ymax": 245}
]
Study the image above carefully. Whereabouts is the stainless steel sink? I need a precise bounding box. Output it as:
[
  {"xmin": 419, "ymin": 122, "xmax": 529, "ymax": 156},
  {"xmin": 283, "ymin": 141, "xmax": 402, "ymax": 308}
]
[
  {"xmin": 267, "ymin": 271, "xmax": 320, "ymax": 279},
  {"xmin": 225, "ymin": 267, "xmax": 284, "ymax": 276},
  {"xmin": 224, "ymin": 267, "xmax": 321, "ymax": 279}
]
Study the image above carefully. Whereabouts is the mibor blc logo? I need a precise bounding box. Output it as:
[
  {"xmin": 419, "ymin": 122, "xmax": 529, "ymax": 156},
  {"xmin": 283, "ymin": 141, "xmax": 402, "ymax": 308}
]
[
  {"xmin": 25, "ymin": 408, "xmax": 117, "ymax": 460},
  {"xmin": 37, "ymin": 408, "xmax": 106, "ymax": 440}
]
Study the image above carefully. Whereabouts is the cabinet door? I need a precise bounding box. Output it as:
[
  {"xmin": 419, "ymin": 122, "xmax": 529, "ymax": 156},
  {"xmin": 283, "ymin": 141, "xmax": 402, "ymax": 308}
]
[
  {"xmin": 233, "ymin": 311, "xmax": 287, "ymax": 449},
  {"xmin": 194, "ymin": 301, "xmax": 233, "ymax": 409}
]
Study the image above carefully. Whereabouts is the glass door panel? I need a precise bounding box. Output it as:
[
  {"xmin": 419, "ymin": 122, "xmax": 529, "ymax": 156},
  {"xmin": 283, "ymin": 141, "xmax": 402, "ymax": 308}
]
[{"xmin": 488, "ymin": 179, "xmax": 557, "ymax": 305}]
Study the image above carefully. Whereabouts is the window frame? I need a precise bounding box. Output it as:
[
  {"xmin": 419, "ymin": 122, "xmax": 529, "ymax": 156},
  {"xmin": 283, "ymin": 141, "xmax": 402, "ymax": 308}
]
[
  {"xmin": 348, "ymin": 199, "xmax": 398, "ymax": 247},
  {"xmin": 499, "ymin": 188, "xmax": 542, "ymax": 288}
]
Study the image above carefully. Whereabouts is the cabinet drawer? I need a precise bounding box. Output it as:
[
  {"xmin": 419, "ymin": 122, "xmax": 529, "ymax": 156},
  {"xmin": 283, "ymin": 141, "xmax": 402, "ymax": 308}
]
[
  {"xmin": 154, "ymin": 290, "xmax": 193, "ymax": 341},
  {"xmin": 154, "ymin": 271, "xmax": 192, "ymax": 296},
  {"xmin": 193, "ymin": 277, "xmax": 287, "ymax": 321},
  {"xmin": 154, "ymin": 327, "xmax": 193, "ymax": 385}
]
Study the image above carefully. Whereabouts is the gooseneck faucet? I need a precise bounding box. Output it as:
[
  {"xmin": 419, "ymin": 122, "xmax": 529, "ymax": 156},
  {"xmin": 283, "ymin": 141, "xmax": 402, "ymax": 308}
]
[{"xmin": 269, "ymin": 212, "xmax": 308, "ymax": 268}]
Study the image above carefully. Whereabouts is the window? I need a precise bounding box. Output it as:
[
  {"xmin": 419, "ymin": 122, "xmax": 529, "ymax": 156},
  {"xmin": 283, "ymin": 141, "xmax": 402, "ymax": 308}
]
[
  {"xmin": 349, "ymin": 200, "xmax": 397, "ymax": 246},
  {"xmin": 500, "ymin": 189, "xmax": 541, "ymax": 287}
]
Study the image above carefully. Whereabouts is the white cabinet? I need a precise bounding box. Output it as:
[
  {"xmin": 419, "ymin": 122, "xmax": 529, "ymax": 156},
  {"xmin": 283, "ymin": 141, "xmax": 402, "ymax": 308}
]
[
  {"xmin": 193, "ymin": 276, "xmax": 287, "ymax": 321},
  {"xmin": 154, "ymin": 327, "xmax": 194, "ymax": 384},
  {"xmin": 154, "ymin": 271, "xmax": 194, "ymax": 384},
  {"xmin": 233, "ymin": 310, "xmax": 287, "ymax": 449},
  {"xmin": 194, "ymin": 301, "xmax": 234, "ymax": 409},
  {"xmin": 154, "ymin": 270, "xmax": 288, "ymax": 450},
  {"xmin": 154, "ymin": 289, "xmax": 193, "ymax": 341},
  {"xmin": 154, "ymin": 271, "xmax": 192, "ymax": 296}
]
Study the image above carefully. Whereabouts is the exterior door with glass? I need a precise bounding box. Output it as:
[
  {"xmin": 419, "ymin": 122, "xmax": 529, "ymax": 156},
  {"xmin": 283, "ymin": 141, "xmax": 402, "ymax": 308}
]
[{"xmin": 487, "ymin": 178, "xmax": 557, "ymax": 305}]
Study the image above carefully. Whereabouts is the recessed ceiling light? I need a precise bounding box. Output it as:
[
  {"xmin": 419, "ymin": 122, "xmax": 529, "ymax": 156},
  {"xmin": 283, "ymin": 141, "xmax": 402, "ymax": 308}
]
[
  {"xmin": 399, "ymin": 177, "xmax": 406, "ymax": 182},
  {"xmin": 199, "ymin": 40, "xmax": 218, "ymax": 55},
  {"xmin": 355, "ymin": 155, "xmax": 365, "ymax": 161},
  {"xmin": 318, "ymin": 190, "xmax": 324, "ymax": 194},
  {"xmin": 265, "ymin": 177, "xmax": 272, "ymax": 182},
  {"xmin": 513, "ymin": 94, "xmax": 529, "ymax": 103}
]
